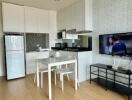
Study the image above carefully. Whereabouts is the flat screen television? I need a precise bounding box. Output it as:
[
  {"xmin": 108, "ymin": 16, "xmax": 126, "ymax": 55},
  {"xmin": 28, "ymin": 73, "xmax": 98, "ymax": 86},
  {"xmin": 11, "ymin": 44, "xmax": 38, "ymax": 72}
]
[{"xmin": 99, "ymin": 32, "xmax": 132, "ymax": 56}]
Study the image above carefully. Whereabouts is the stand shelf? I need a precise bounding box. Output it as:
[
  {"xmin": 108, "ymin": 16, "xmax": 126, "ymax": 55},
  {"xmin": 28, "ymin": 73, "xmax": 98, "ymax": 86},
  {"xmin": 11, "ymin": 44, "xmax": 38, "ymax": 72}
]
[{"xmin": 90, "ymin": 64, "xmax": 132, "ymax": 100}]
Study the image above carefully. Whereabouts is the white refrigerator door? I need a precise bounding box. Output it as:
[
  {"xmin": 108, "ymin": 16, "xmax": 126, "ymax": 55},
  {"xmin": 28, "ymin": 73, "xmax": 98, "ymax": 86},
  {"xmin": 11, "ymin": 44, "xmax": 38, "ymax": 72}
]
[
  {"xmin": 5, "ymin": 35, "xmax": 24, "ymax": 50},
  {"xmin": 6, "ymin": 50, "xmax": 25, "ymax": 80}
]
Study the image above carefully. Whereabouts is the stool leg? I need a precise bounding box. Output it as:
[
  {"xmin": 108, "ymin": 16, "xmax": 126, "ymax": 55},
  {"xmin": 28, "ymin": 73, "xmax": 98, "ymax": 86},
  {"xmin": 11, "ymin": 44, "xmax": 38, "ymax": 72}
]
[
  {"xmin": 34, "ymin": 74, "xmax": 36, "ymax": 83},
  {"xmin": 67, "ymin": 74, "xmax": 70, "ymax": 80},
  {"xmin": 61, "ymin": 74, "xmax": 64, "ymax": 92},
  {"xmin": 41, "ymin": 72, "xmax": 43, "ymax": 88},
  {"xmin": 66, "ymin": 64, "xmax": 70, "ymax": 80},
  {"xmin": 55, "ymin": 72, "xmax": 57, "ymax": 85},
  {"xmin": 78, "ymin": 80, "xmax": 80, "ymax": 88},
  {"xmin": 60, "ymin": 74, "xmax": 62, "ymax": 81}
]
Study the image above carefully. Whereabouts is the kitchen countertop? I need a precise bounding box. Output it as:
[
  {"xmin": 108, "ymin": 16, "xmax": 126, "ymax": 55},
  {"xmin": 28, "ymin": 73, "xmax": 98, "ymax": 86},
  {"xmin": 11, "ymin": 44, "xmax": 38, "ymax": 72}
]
[
  {"xmin": 51, "ymin": 47, "xmax": 92, "ymax": 52},
  {"xmin": 26, "ymin": 50, "xmax": 49, "ymax": 54}
]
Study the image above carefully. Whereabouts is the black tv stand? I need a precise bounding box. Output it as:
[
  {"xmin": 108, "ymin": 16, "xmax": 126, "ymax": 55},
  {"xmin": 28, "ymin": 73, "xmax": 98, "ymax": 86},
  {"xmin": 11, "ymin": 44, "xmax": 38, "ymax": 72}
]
[{"xmin": 90, "ymin": 64, "xmax": 132, "ymax": 100}]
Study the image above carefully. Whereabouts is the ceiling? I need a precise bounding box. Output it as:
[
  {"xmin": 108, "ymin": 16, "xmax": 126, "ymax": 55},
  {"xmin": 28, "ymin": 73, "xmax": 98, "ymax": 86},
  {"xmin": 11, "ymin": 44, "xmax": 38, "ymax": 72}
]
[{"xmin": 2, "ymin": 0, "xmax": 79, "ymax": 11}]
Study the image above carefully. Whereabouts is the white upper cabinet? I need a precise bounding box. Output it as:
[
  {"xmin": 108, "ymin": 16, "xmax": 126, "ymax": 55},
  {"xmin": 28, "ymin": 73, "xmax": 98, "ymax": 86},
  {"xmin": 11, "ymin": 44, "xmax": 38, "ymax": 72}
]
[
  {"xmin": 25, "ymin": 7, "xmax": 38, "ymax": 33},
  {"xmin": 57, "ymin": 0, "xmax": 93, "ymax": 32},
  {"xmin": 64, "ymin": 7, "xmax": 72, "ymax": 30},
  {"xmin": 84, "ymin": 0, "xmax": 93, "ymax": 31},
  {"xmin": 57, "ymin": 10, "xmax": 66, "ymax": 30},
  {"xmin": 25, "ymin": 7, "xmax": 50, "ymax": 33},
  {"xmin": 57, "ymin": 7, "xmax": 72, "ymax": 31},
  {"xmin": 72, "ymin": 0, "xmax": 84, "ymax": 31},
  {"xmin": 49, "ymin": 11, "xmax": 57, "ymax": 33},
  {"xmin": 49, "ymin": 11, "xmax": 57, "ymax": 47},
  {"xmin": 2, "ymin": 2, "xmax": 57, "ymax": 37},
  {"xmin": 66, "ymin": 34, "xmax": 78, "ymax": 39},
  {"xmin": 65, "ymin": 33, "xmax": 73, "ymax": 39},
  {"xmin": 2, "ymin": 3, "xmax": 24, "ymax": 32},
  {"xmin": 37, "ymin": 9, "xmax": 49, "ymax": 33}
]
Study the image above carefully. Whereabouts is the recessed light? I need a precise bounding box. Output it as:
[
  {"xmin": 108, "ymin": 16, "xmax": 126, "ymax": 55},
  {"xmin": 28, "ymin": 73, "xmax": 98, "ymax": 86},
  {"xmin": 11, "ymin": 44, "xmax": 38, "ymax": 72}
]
[{"xmin": 54, "ymin": 0, "xmax": 60, "ymax": 2}]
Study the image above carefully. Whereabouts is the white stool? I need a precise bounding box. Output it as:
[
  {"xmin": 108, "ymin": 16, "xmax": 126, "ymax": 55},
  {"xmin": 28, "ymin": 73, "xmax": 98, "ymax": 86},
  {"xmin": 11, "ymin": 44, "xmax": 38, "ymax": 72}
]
[
  {"xmin": 54, "ymin": 64, "xmax": 73, "ymax": 92},
  {"xmin": 34, "ymin": 68, "xmax": 48, "ymax": 88}
]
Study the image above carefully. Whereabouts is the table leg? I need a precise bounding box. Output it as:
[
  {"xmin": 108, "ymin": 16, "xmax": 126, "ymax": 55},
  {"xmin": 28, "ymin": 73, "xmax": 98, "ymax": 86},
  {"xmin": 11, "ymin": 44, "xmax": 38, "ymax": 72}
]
[
  {"xmin": 75, "ymin": 60, "xmax": 78, "ymax": 90},
  {"xmin": 90, "ymin": 65, "xmax": 91, "ymax": 84},
  {"xmin": 105, "ymin": 69, "xmax": 107, "ymax": 91},
  {"xmin": 98, "ymin": 67, "xmax": 99, "ymax": 82},
  {"xmin": 128, "ymin": 75, "xmax": 131, "ymax": 100},
  {"xmin": 114, "ymin": 72, "xmax": 115, "ymax": 87},
  {"xmin": 48, "ymin": 65, "xmax": 52, "ymax": 100},
  {"xmin": 37, "ymin": 61, "xmax": 39, "ymax": 87}
]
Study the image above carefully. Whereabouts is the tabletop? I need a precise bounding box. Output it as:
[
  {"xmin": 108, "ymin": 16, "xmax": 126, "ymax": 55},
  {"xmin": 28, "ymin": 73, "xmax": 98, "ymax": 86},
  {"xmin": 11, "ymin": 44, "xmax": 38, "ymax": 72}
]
[{"xmin": 36, "ymin": 56, "xmax": 76, "ymax": 66}]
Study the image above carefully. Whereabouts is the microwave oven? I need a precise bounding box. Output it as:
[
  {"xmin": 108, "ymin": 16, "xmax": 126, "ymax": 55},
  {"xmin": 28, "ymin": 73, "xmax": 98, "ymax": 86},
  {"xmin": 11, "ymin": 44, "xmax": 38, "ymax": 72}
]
[
  {"xmin": 55, "ymin": 43, "xmax": 68, "ymax": 49},
  {"xmin": 57, "ymin": 31, "xmax": 66, "ymax": 39}
]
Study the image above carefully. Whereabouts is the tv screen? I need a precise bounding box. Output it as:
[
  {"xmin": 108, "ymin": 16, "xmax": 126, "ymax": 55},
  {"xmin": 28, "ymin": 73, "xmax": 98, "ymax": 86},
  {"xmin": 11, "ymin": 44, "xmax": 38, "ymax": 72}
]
[{"xmin": 99, "ymin": 32, "xmax": 132, "ymax": 56}]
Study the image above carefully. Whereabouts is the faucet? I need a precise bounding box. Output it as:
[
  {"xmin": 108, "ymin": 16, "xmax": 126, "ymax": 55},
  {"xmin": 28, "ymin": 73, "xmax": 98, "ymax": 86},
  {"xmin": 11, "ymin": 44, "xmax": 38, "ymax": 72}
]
[{"xmin": 36, "ymin": 44, "xmax": 42, "ymax": 51}]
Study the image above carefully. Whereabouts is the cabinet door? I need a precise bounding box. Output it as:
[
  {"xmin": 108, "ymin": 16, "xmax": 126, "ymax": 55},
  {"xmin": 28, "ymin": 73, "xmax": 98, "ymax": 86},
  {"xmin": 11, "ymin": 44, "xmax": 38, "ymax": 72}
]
[
  {"xmin": 49, "ymin": 11, "xmax": 57, "ymax": 33},
  {"xmin": 37, "ymin": 9, "xmax": 49, "ymax": 33},
  {"xmin": 49, "ymin": 11, "xmax": 57, "ymax": 47},
  {"xmin": 72, "ymin": 34, "xmax": 78, "ymax": 39},
  {"xmin": 71, "ymin": 3, "xmax": 77, "ymax": 29},
  {"xmin": 66, "ymin": 34, "xmax": 78, "ymax": 39},
  {"xmin": 2, "ymin": 3, "xmax": 24, "ymax": 32},
  {"xmin": 66, "ymin": 34, "xmax": 73, "ymax": 39},
  {"xmin": 85, "ymin": 0, "xmax": 93, "ymax": 31},
  {"xmin": 26, "ymin": 53, "xmax": 36, "ymax": 74},
  {"xmin": 64, "ymin": 7, "xmax": 72, "ymax": 30},
  {"xmin": 26, "ymin": 52, "xmax": 49, "ymax": 74},
  {"xmin": 57, "ymin": 10, "xmax": 64, "ymax": 30},
  {"xmin": 60, "ymin": 10, "xmax": 67, "ymax": 30},
  {"xmin": 78, "ymin": 51, "xmax": 92, "ymax": 82},
  {"xmin": 25, "ymin": 7, "xmax": 38, "ymax": 33},
  {"xmin": 75, "ymin": 0, "xmax": 84, "ymax": 31},
  {"xmin": 37, "ymin": 51, "xmax": 49, "ymax": 59}
]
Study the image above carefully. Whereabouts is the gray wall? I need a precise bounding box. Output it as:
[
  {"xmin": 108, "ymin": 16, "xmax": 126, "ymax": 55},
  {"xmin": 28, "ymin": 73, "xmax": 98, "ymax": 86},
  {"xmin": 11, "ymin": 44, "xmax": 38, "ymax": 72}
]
[{"xmin": 92, "ymin": 0, "xmax": 132, "ymax": 68}]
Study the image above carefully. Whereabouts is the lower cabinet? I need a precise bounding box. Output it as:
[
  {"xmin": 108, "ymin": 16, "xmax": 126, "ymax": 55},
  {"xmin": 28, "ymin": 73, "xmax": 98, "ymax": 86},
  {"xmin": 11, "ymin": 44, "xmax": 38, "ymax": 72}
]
[
  {"xmin": 26, "ymin": 50, "xmax": 93, "ymax": 83},
  {"xmin": 77, "ymin": 51, "xmax": 92, "ymax": 82},
  {"xmin": 26, "ymin": 51, "xmax": 49, "ymax": 74},
  {"xmin": 59, "ymin": 51, "xmax": 93, "ymax": 83}
]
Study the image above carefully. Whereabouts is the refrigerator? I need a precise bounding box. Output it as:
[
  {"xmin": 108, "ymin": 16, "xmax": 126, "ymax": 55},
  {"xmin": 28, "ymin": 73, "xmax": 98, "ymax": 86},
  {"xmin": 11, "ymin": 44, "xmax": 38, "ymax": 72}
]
[{"xmin": 4, "ymin": 34, "xmax": 25, "ymax": 80}]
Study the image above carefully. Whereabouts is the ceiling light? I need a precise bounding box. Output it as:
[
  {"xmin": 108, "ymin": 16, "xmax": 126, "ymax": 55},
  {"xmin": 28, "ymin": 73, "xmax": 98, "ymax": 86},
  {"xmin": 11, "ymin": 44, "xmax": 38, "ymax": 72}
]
[{"xmin": 54, "ymin": 0, "xmax": 60, "ymax": 2}]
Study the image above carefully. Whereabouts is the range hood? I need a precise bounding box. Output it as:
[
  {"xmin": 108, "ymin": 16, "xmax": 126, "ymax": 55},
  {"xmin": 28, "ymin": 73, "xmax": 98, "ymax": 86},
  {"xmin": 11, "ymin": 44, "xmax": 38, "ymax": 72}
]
[
  {"xmin": 58, "ymin": 29, "xmax": 66, "ymax": 32},
  {"xmin": 76, "ymin": 30, "xmax": 92, "ymax": 33},
  {"xmin": 66, "ymin": 29, "xmax": 76, "ymax": 34},
  {"xmin": 66, "ymin": 29, "xmax": 92, "ymax": 34}
]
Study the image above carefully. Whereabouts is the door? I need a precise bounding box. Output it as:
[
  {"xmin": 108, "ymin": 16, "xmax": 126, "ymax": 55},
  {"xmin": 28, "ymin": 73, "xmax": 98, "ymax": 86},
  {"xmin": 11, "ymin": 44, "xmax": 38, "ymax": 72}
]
[
  {"xmin": 5, "ymin": 35, "xmax": 24, "ymax": 50},
  {"xmin": 2, "ymin": 3, "xmax": 24, "ymax": 32},
  {"xmin": 6, "ymin": 51, "xmax": 25, "ymax": 80}
]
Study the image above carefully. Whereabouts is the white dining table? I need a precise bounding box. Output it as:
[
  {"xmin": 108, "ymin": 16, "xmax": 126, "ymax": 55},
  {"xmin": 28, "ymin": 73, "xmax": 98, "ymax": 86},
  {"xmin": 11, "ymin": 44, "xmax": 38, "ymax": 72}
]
[{"xmin": 36, "ymin": 56, "xmax": 78, "ymax": 100}]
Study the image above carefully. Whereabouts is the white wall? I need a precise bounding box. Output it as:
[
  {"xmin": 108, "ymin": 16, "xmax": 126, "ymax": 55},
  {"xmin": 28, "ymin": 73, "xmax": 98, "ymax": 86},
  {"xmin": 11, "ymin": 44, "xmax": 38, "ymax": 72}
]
[
  {"xmin": 92, "ymin": 0, "xmax": 132, "ymax": 69},
  {"xmin": 0, "ymin": 37, "xmax": 4, "ymax": 76},
  {"xmin": 0, "ymin": 3, "xmax": 4, "ymax": 76}
]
